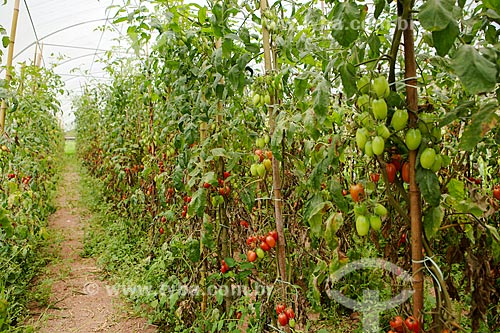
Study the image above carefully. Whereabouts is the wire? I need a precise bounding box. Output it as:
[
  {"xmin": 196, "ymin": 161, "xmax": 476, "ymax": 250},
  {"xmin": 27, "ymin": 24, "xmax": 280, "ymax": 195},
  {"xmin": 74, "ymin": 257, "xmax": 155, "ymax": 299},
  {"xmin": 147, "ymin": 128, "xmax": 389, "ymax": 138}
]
[
  {"xmin": 22, "ymin": 0, "xmax": 45, "ymax": 67},
  {"xmin": 89, "ymin": 0, "xmax": 115, "ymax": 73}
]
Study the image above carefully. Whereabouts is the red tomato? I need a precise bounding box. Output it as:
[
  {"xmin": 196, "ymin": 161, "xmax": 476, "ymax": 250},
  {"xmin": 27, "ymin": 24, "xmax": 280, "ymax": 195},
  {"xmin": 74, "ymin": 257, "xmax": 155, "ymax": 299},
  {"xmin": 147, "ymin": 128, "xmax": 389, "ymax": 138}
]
[
  {"xmin": 260, "ymin": 241, "xmax": 271, "ymax": 252},
  {"xmin": 268, "ymin": 230, "xmax": 278, "ymax": 241},
  {"xmin": 350, "ymin": 183, "xmax": 365, "ymax": 202},
  {"xmin": 342, "ymin": 189, "xmax": 348, "ymax": 196},
  {"xmin": 220, "ymin": 260, "xmax": 229, "ymax": 274},
  {"xmin": 240, "ymin": 220, "xmax": 249, "ymax": 228},
  {"xmin": 275, "ymin": 304, "xmax": 285, "ymax": 315},
  {"xmin": 284, "ymin": 308, "xmax": 295, "ymax": 319},
  {"xmin": 370, "ymin": 173, "xmax": 380, "ymax": 183},
  {"xmin": 203, "ymin": 182, "xmax": 211, "ymax": 189},
  {"xmin": 402, "ymin": 162, "xmax": 410, "ymax": 183},
  {"xmin": 265, "ymin": 235, "xmax": 276, "ymax": 248},
  {"xmin": 278, "ymin": 312, "xmax": 289, "ymax": 326},
  {"xmin": 236, "ymin": 311, "xmax": 242, "ymax": 319},
  {"xmin": 405, "ymin": 316, "xmax": 419, "ymax": 332},
  {"xmin": 247, "ymin": 250, "xmax": 257, "ymax": 262},
  {"xmin": 493, "ymin": 186, "xmax": 500, "ymax": 200},
  {"xmin": 386, "ymin": 163, "xmax": 397, "ymax": 183},
  {"xmin": 223, "ymin": 171, "xmax": 231, "ymax": 179},
  {"xmin": 247, "ymin": 236, "xmax": 257, "ymax": 247},
  {"xmin": 390, "ymin": 316, "xmax": 404, "ymax": 332},
  {"xmin": 159, "ymin": 227, "xmax": 164, "ymax": 234},
  {"xmin": 391, "ymin": 154, "xmax": 402, "ymax": 171}
]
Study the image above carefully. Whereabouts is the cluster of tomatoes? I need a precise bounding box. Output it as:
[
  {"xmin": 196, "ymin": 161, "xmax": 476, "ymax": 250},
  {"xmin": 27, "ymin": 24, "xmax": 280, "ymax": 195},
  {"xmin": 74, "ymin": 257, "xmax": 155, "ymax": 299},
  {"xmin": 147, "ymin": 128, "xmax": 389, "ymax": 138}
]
[
  {"xmin": 7, "ymin": 173, "xmax": 32, "ymax": 185},
  {"xmin": 220, "ymin": 259, "xmax": 230, "ymax": 274},
  {"xmin": 276, "ymin": 304, "xmax": 295, "ymax": 327},
  {"xmin": 246, "ymin": 230, "xmax": 278, "ymax": 262},
  {"xmin": 388, "ymin": 315, "xmax": 419, "ymax": 333}
]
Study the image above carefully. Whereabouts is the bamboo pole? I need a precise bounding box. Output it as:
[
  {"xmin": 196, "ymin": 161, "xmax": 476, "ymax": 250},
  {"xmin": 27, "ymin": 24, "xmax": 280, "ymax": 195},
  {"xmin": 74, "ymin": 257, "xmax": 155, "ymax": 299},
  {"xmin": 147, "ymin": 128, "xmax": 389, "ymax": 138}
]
[
  {"xmin": 0, "ymin": 0, "xmax": 21, "ymax": 134},
  {"xmin": 35, "ymin": 43, "xmax": 43, "ymax": 67},
  {"xmin": 402, "ymin": 0, "xmax": 424, "ymax": 330}
]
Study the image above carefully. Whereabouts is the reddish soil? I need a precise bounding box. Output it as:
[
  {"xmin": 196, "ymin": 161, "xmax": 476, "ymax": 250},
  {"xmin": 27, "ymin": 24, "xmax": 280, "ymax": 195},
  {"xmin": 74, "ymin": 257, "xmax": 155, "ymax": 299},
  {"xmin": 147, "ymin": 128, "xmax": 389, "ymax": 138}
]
[{"xmin": 28, "ymin": 161, "xmax": 157, "ymax": 333}]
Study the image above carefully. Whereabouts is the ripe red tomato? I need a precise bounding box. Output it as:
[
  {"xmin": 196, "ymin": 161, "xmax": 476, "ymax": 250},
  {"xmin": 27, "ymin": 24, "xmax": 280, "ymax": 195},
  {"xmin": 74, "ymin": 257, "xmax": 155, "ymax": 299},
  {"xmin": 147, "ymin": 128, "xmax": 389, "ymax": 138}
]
[
  {"xmin": 350, "ymin": 183, "xmax": 365, "ymax": 202},
  {"xmin": 247, "ymin": 236, "xmax": 257, "ymax": 246},
  {"xmin": 236, "ymin": 311, "xmax": 242, "ymax": 319},
  {"xmin": 223, "ymin": 171, "xmax": 231, "ymax": 179},
  {"xmin": 391, "ymin": 154, "xmax": 402, "ymax": 171},
  {"xmin": 203, "ymin": 182, "xmax": 211, "ymax": 189},
  {"xmin": 161, "ymin": 216, "xmax": 167, "ymax": 223},
  {"xmin": 342, "ymin": 189, "xmax": 348, "ymax": 196},
  {"xmin": 386, "ymin": 163, "xmax": 397, "ymax": 183},
  {"xmin": 159, "ymin": 227, "xmax": 164, "ymax": 234},
  {"xmin": 240, "ymin": 220, "xmax": 249, "ymax": 228},
  {"xmin": 284, "ymin": 308, "xmax": 295, "ymax": 319},
  {"xmin": 275, "ymin": 304, "xmax": 285, "ymax": 314},
  {"xmin": 370, "ymin": 173, "xmax": 380, "ymax": 183},
  {"xmin": 278, "ymin": 312, "xmax": 289, "ymax": 326},
  {"xmin": 218, "ymin": 187, "xmax": 226, "ymax": 195},
  {"xmin": 269, "ymin": 230, "xmax": 278, "ymax": 241},
  {"xmin": 390, "ymin": 316, "xmax": 404, "ymax": 332},
  {"xmin": 405, "ymin": 316, "xmax": 419, "ymax": 332},
  {"xmin": 402, "ymin": 162, "xmax": 410, "ymax": 183},
  {"xmin": 247, "ymin": 250, "xmax": 257, "ymax": 262},
  {"xmin": 494, "ymin": 186, "xmax": 500, "ymax": 200},
  {"xmin": 260, "ymin": 241, "xmax": 271, "ymax": 252},
  {"xmin": 220, "ymin": 260, "xmax": 229, "ymax": 274},
  {"xmin": 255, "ymin": 149, "xmax": 263, "ymax": 157},
  {"xmin": 265, "ymin": 235, "xmax": 276, "ymax": 248}
]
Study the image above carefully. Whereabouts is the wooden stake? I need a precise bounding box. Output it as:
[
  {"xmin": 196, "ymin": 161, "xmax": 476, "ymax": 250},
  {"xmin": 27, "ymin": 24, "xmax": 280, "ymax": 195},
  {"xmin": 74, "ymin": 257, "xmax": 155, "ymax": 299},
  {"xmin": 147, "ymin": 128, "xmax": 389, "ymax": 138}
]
[{"xmin": 0, "ymin": 0, "xmax": 21, "ymax": 134}]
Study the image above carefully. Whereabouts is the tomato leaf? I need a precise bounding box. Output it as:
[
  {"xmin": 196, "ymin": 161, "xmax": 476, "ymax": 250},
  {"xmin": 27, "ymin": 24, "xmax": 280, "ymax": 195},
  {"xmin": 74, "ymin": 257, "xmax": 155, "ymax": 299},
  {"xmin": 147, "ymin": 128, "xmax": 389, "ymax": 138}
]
[
  {"xmin": 432, "ymin": 22, "xmax": 459, "ymax": 56},
  {"xmin": 459, "ymin": 101, "xmax": 499, "ymax": 151},
  {"xmin": 331, "ymin": 1, "xmax": 361, "ymax": 46},
  {"xmin": 340, "ymin": 62, "xmax": 357, "ymax": 99},
  {"xmin": 309, "ymin": 213, "xmax": 323, "ymax": 236},
  {"xmin": 423, "ymin": 205, "xmax": 444, "ymax": 239},
  {"xmin": 312, "ymin": 79, "xmax": 330, "ymax": 123},
  {"xmin": 418, "ymin": 0, "xmax": 455, "ymax": 32},
  {"xmin": 416, "ymin": 168, "xmax": 441, "ymax": 207},
  {"xmin": 374, "ymin": 0, "xmax": 385, "ymax": 19},
  {"xmin": 446, "ymin": 178, "xmax": 465, "ymax": 200},
  {"xmin": 188, "ymin": 188, "xmax": 207, "ymax": 217},
  {"xmin": 451, "ymin": 45, "xmax": 498, "ymax": 95},
  {"xmin": 187, "ymin": 239, "xmax": 201, "ymax": 262},
  {"xmin": 2, "ymin": 36, "xmax": 9, "ymax": 48}
]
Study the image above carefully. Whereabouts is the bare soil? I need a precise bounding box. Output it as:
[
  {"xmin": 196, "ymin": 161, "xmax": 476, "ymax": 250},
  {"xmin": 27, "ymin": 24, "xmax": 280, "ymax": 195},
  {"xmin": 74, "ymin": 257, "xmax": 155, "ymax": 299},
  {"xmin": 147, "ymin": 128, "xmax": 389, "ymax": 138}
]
[{"xmin": 28, "ymin": 159, "xmax": 157, "ymax": 333}]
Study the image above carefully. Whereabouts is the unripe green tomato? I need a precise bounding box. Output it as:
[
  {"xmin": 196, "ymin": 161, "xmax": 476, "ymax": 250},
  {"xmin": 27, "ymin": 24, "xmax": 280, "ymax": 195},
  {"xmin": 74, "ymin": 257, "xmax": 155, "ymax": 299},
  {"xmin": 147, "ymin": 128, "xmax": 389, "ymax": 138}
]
[
  {"xmin": 374, "ymin": 203, "xmax": 388, "ymax": 216},
  {"xmin": 431, "ymin": 127, "xmax": 442, "ymax": 141},
  {"xmin": 289, "ymin": 318, "xmax": 296, "ymax": 328},
  {"xmin": 356, "ymin": 215, "xmax": 370, "ymax": 236},
  {"xmin": 256, "ymin": 138, "xmax": 265, "ymax": 148},
  {"xmin": 405, "ymin": 128, "xmax": 422, "ymax": 150},
  {"xmin": 357, "ymin": 94, "xmax": 370, "ymax": 111},
  {"xmin": 372, "ymin": 99, "xmax": 388, "ymax": 120},
  {"xmin": 420, "ymin": 148, "xmax": 436, "ymax": 169},
  {"xmin": 256, "ymin": 164, "xmax": 266, "ymax": 177},
  {"xmin": 250, "ymin": 163, "xmax": 258, "ymax": 176},
  {"xmin": 369, "ymin": 215, "xmax": 382, "ymax": 231},
  {"xmin": 357, "ymin": 75, "xmax": 371, "ymax": 94},
  {"xmin": 252, "ymin": 93, "xmax": 261, "ymax": 106},
  {"xmin": 372, "ymin": 136, "xmax": 385, "ymax": 156},
  {"xmin": 356, "ymin": 128, "xmax": 368, "ymax": 150},
  {"xmin": 431, "ymin": 154, "xmax": 443, "ymax": 172},
  {"xmin": 256, "ymin": 247, "xmax": 265, "ymax": 259},
  {"xmin": 373, "ymin": 76, "xmax": 390, "ymax": 98},
  {"xmin": 364, "ymin": 141, "xmax": 374, "ymax": 157},
  {"xmin": 264, "ymin": 134, "xmax": 270, "ymax": 144},
  {"xmin": 391, "ymin": 109, "xmax": 409, "ymax": 131},
  {"xmin": 376, "ymin": 124, "xmax": 391, "ymax": 139},
  {"xmin": 264, "ymin": 93, "xmax": 271, "ymax": 105}
]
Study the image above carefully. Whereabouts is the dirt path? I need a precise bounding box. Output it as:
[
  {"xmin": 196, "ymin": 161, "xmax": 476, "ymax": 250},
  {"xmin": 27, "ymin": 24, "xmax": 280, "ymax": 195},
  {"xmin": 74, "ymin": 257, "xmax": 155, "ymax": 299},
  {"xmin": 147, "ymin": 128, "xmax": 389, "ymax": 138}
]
[{"xmin": 29, "ymin": 158, "xmax": 157, "ymax": 333}]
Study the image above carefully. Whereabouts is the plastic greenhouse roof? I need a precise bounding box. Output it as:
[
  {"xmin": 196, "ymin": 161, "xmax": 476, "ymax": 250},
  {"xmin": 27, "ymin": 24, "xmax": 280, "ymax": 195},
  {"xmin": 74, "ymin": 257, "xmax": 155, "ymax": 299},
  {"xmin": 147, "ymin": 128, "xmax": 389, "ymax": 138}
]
[{"xmin": 0, "ymin": 1, "xmax": 205, "ymax": 130}]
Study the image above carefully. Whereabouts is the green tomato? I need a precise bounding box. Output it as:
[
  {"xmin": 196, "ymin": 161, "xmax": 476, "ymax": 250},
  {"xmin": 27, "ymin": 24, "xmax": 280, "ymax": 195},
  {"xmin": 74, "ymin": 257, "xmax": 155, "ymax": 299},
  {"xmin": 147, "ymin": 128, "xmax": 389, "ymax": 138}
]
[
  {"xmin": 358, "ymin": 112, "xmax": 373, "ymax": 128},
  {"xmin": 369, "ymin": 215, "xmax": 382, "ymax": 231},
  {"xmin": 374, "ymin": 203, "xmax": 387, "ymax": 217},
  {"xmin": 256, "ymin": 137, "xmax": 265, "ymax": 148},
  {"xmin": 364, "ymin": 141, "xmax": 374, "ymax": 157},
  {"xmin": 356, "ymin": 215, "xmax": 370, "ymax": 236},
  {"xmin": 250, "ymin": 163, "xmax": 258, "ymax": 176},
  {"xmin": 256, "ymin": 163, "xmax": 266, "ymax": 177},
  {"xmin": 357, "ymin": 75, "xmax": 371, "ymax": 94},
  {"xmin": 289, "ymin": 318, "xmax": 296, "ymax": 328},
  {"xmin": 376, "ymin": 124, "xmax": 391, "ymax": 140},
  {"xmin": 391, "ymin": 109, "xmax": 408, "ymax": 131},
  {"xmin": 252, "ymin": 93, "xmax": 261, "ymax": 106},
  {"xmin": 357, "ymin": 94, "xmax": 370, "ymax": 111},
  {"xmin": 356, "ymin": 128, "xmax": 368, "ymax": 150},
  {"xmin": 264, "ymin": 93, "xmax": 271, "ymax": 105},
  {"xmin": 420, "ymin": 148, "xmax": 436, "ymax": 170},
  {"xmin": 431, "ymin": 127, "xmax": 442, "ymax": 141},
  {"xmin": 264, "ymin": 134, "xmax": 270, "ymax": 144},
  {"xmin": 405, "ymin": 128, "xmax": 422, "ymax": 150},
  {"xmin": 372, "ymin": 136, "xmax": 385, "ymax": 156},
  {"xmin": 372, "ymin": 99, "xmax": 388, "ymax": 120},
  {"xmin": 373, "ymin": 76, "xmax": 390, "ymax": 98},
  {"xmin": 431, "ymin": 154, "xmax": 443, "ymax": 172},
  {"xmin": 256, "ymin": 248, "xmax": 265, "ymax": 259}
]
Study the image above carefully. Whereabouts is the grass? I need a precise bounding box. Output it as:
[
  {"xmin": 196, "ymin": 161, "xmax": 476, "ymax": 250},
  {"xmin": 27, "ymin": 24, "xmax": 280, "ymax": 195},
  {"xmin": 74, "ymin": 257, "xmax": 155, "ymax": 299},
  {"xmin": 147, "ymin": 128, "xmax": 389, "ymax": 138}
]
[{"xmin": 65, "ymin": 140, "xmax": 76, "ymax": 155}]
